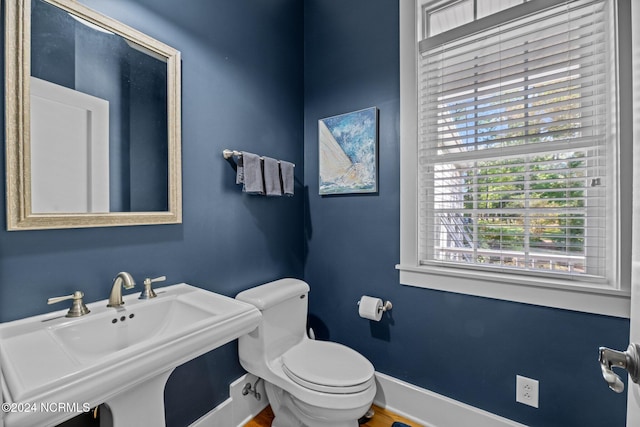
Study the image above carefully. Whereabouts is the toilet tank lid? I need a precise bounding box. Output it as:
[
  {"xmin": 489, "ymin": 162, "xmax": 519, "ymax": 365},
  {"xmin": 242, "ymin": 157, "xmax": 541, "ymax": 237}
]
[{"xmin": 235, "ymin": 278, "xmax": 310, "ymax": 311}]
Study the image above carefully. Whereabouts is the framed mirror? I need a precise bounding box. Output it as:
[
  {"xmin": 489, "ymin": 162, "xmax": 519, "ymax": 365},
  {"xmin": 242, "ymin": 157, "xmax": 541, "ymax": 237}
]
[{"xmin": 5, "ymin": 0, "xmax": 182, "ymax": 230}]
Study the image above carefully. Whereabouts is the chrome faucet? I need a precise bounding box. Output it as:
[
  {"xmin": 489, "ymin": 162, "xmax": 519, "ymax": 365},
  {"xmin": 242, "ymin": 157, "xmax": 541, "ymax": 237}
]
[{"xmin": 107, "ymin": 272, "xmax": 136, "ymax": 308}]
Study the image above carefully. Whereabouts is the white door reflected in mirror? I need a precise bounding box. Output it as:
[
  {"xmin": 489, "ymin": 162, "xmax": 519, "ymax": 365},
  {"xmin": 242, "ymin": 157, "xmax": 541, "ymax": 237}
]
[{"xmin": 30, "ymin": 77, "xmax": 110, "ymax": 214}]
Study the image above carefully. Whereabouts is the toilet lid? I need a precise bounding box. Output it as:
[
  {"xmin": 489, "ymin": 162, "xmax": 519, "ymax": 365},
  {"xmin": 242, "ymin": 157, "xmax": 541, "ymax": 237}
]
[{"xmin": 281, "ymin": 340, "xmax": 374, "ymax": 394}]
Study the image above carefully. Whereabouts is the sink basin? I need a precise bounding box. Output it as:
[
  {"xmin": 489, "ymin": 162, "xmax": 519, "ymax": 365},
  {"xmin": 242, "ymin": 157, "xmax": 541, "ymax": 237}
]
[
  {"xmin": 51, "ymin": 292, "xmax": 213, "ymax": 363},
  {"xmin": 0, "ymin": 283, "xmax": 261, "ymax": 427}
]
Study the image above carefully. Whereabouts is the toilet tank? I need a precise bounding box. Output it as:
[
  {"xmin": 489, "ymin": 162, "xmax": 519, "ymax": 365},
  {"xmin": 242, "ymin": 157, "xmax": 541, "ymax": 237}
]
[{"xmin": 236, "ymin": 278, "xmax": 310, "ymax": 365}]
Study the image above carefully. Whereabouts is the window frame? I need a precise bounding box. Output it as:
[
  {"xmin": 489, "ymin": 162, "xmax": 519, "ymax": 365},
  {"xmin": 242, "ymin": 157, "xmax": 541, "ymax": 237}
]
[{"xmin": 398, "ymin": 0, "xmax": 631, "ymax": 318}]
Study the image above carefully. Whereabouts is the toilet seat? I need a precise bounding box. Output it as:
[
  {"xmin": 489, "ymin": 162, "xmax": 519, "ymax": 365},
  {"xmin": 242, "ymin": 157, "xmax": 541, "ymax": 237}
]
[{"xmin": 281, "ymin": 340, "xmax": 374, "ymax": 394}]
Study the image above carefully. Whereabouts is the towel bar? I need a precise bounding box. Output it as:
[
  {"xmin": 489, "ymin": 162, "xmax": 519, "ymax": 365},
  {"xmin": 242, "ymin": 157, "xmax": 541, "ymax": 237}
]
[{"xmin": 222, "ymin": 149, "xmax": 295, "ymax": 167}]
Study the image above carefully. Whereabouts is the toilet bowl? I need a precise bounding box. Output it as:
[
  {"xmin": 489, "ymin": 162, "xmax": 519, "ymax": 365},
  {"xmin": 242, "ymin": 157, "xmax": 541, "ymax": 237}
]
[{"xmin": 236, "ymin": 279, "xmax": 376, "ymax": 427}]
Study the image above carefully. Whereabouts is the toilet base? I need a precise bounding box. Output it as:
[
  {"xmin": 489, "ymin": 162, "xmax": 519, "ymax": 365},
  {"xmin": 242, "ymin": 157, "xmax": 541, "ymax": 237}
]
[{"xmin": 265, "ymin": 382, "xmax": 366, "ymax": 427}]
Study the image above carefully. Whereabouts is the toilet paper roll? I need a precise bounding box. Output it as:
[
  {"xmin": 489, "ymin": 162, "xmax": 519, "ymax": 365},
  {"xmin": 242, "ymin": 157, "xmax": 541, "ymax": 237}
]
[{"xmin": 358, "ymin": 296, "xmax": 383, "ymax": 321}]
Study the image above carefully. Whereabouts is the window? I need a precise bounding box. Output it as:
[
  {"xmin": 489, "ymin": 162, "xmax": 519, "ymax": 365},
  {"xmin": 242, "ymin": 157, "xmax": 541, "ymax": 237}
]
[
  {"xmin": 425, "ymin": 0, "xmax": 527, "ymax": 37},
  {"xmin": 399, "ymin": 0, "xmax": 630, "ymax": 317}
]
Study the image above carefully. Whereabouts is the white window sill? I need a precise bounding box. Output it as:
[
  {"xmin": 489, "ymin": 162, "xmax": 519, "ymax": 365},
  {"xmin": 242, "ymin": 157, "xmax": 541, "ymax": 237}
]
[{"xmin": 396, "ymin": 264, "xmax": 630, "ymax": 318}]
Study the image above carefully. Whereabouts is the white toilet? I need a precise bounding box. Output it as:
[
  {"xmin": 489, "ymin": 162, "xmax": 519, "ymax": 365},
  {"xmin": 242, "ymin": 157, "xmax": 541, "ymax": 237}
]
[{"xmin": 236, "ymin": 278, "xmax": 376, "ymax": 427}]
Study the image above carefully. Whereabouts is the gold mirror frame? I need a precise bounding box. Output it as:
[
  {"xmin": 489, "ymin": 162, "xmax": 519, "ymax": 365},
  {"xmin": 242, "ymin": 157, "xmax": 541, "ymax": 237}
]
[{"xmin": 5, "ymin": 0, "xmax": 182, "ymax": 230}]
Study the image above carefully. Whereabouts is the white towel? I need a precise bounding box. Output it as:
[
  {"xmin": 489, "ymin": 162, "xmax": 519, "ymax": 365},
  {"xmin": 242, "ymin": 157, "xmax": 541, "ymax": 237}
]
[
  {"xmin": 280, "ymin": 160, "xmax": 294, "ymax": 196},
  {"xmin": 263, "ymin": 157, "xmax": 282, "ymax": 196},
  {"xmin": 241, "ymin": 152, "xmax": 264, "ymax": 195}
]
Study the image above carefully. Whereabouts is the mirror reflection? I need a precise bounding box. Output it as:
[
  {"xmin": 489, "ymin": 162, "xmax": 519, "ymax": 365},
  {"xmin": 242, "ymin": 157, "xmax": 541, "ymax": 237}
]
[
  {"xmin": 31, "ymin": 0, "xmax": 169, "ymax": 213},
  {"xmin": 5, "ymin": 0, "xmax": 181, "ymax": 230}
]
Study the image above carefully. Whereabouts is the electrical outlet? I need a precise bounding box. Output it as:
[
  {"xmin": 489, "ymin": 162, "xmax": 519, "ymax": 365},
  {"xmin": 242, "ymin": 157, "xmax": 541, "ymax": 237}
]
[{"xmin": 516, "ymin": 375, "xmax": 539, "ymax": 408}]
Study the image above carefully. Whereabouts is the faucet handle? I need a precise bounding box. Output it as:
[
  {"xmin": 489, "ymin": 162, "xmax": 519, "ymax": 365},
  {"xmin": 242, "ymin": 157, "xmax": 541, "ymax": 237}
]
[
  {"xmin": 48, "ymin": 291, "xmax": 91, "ymax": 317},
  {"xmin": 146, "ymin": 275, "xmax": 166, "ymax": 284},
  {"xmin": 139, "ymin": 275, "xmax": 166, "ymax": 300},
  {"xmin": 48, "ymin": 290, "xmax": 83, "ymax": 305}
]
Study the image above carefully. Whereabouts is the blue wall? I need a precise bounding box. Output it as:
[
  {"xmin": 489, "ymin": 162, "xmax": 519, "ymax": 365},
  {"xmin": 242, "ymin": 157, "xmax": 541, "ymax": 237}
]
[
  {"xmin": 302, "ymin": 1, "xmax": 631, "ymax": 426},
  {"xmin": 1, "ymin": 0, "xmax": 303, "ymax": 425}
]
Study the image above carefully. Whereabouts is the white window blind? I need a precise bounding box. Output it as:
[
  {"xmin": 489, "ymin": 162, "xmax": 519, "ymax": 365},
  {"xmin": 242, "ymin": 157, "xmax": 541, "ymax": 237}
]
[{"xmin": 418, "ymin": 0, "xmax": 616, "ymax": 281}]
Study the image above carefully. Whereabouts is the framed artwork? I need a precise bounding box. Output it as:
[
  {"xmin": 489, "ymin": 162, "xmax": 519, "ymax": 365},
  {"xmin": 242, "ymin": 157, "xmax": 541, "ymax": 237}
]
[{"xmin": 318, "ymin": 107, "xmax": 378, "ymax": 195}]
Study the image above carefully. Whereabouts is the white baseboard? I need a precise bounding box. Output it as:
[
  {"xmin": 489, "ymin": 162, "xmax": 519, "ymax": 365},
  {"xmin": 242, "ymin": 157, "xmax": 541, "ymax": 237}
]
[
  {"xmin": 373, "ymin": 372, "xmax": 526, "ymax": 427},
  {"xmin": 190, "ymin": 371, "xmax": 525, "ymax": 427},
  {"xmin": 190, "ymin": 373, "xmax": 267, "ymax": 427}
]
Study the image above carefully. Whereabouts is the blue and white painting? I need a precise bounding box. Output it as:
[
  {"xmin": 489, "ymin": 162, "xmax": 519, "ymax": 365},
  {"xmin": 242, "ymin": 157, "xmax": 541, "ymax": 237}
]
[{"xmin": 318, "ymin": 107, "xmax": 378, "ymax": 195}]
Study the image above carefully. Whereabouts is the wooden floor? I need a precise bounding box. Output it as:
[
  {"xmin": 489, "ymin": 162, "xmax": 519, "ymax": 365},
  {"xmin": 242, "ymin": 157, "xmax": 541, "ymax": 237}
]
[{"xmin": 244, "ymin": 404, "xmax": 423, "ymax": 427}]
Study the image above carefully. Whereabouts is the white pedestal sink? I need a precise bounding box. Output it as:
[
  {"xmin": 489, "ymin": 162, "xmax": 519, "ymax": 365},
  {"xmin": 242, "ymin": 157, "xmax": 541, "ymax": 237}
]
[{"xmin": 0, "ymin": 283, "xmax": 261, "ymax": 427}]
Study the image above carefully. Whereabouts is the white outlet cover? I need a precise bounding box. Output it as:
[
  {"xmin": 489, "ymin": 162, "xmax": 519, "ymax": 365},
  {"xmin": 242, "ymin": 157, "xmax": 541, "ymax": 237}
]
[{"xmin": 516, "ymin": 375, "xmax": 539, "ymax": 408}]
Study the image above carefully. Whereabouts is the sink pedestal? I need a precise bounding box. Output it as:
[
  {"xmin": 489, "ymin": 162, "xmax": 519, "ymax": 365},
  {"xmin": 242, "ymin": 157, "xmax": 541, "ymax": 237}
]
[
  {"xmin": 100, "ymin": 369, "xmax": 174, "ymax": 427},
  {"xmin": 0, "ymin": 283, "xmax": 261, "ymax": 427}
]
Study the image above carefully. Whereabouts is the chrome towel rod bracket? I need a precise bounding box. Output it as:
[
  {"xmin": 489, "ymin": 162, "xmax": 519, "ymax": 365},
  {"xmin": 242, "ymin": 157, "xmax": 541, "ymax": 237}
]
[{"xmin": 222, "ymin": 149, "xmax": 241, "ymax": 159}]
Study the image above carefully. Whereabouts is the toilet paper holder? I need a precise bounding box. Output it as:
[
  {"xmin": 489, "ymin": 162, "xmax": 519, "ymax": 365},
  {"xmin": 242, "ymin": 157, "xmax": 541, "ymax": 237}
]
[{"xmin": 357, "ymin": 298, "xmax": 393, "ymax": 313}]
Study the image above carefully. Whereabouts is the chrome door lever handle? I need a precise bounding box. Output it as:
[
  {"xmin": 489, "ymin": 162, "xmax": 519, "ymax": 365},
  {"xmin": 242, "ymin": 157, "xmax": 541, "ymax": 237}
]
[{"xmin": 599, "ymin": 343, "xmax": 640, "ymax": 393}]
